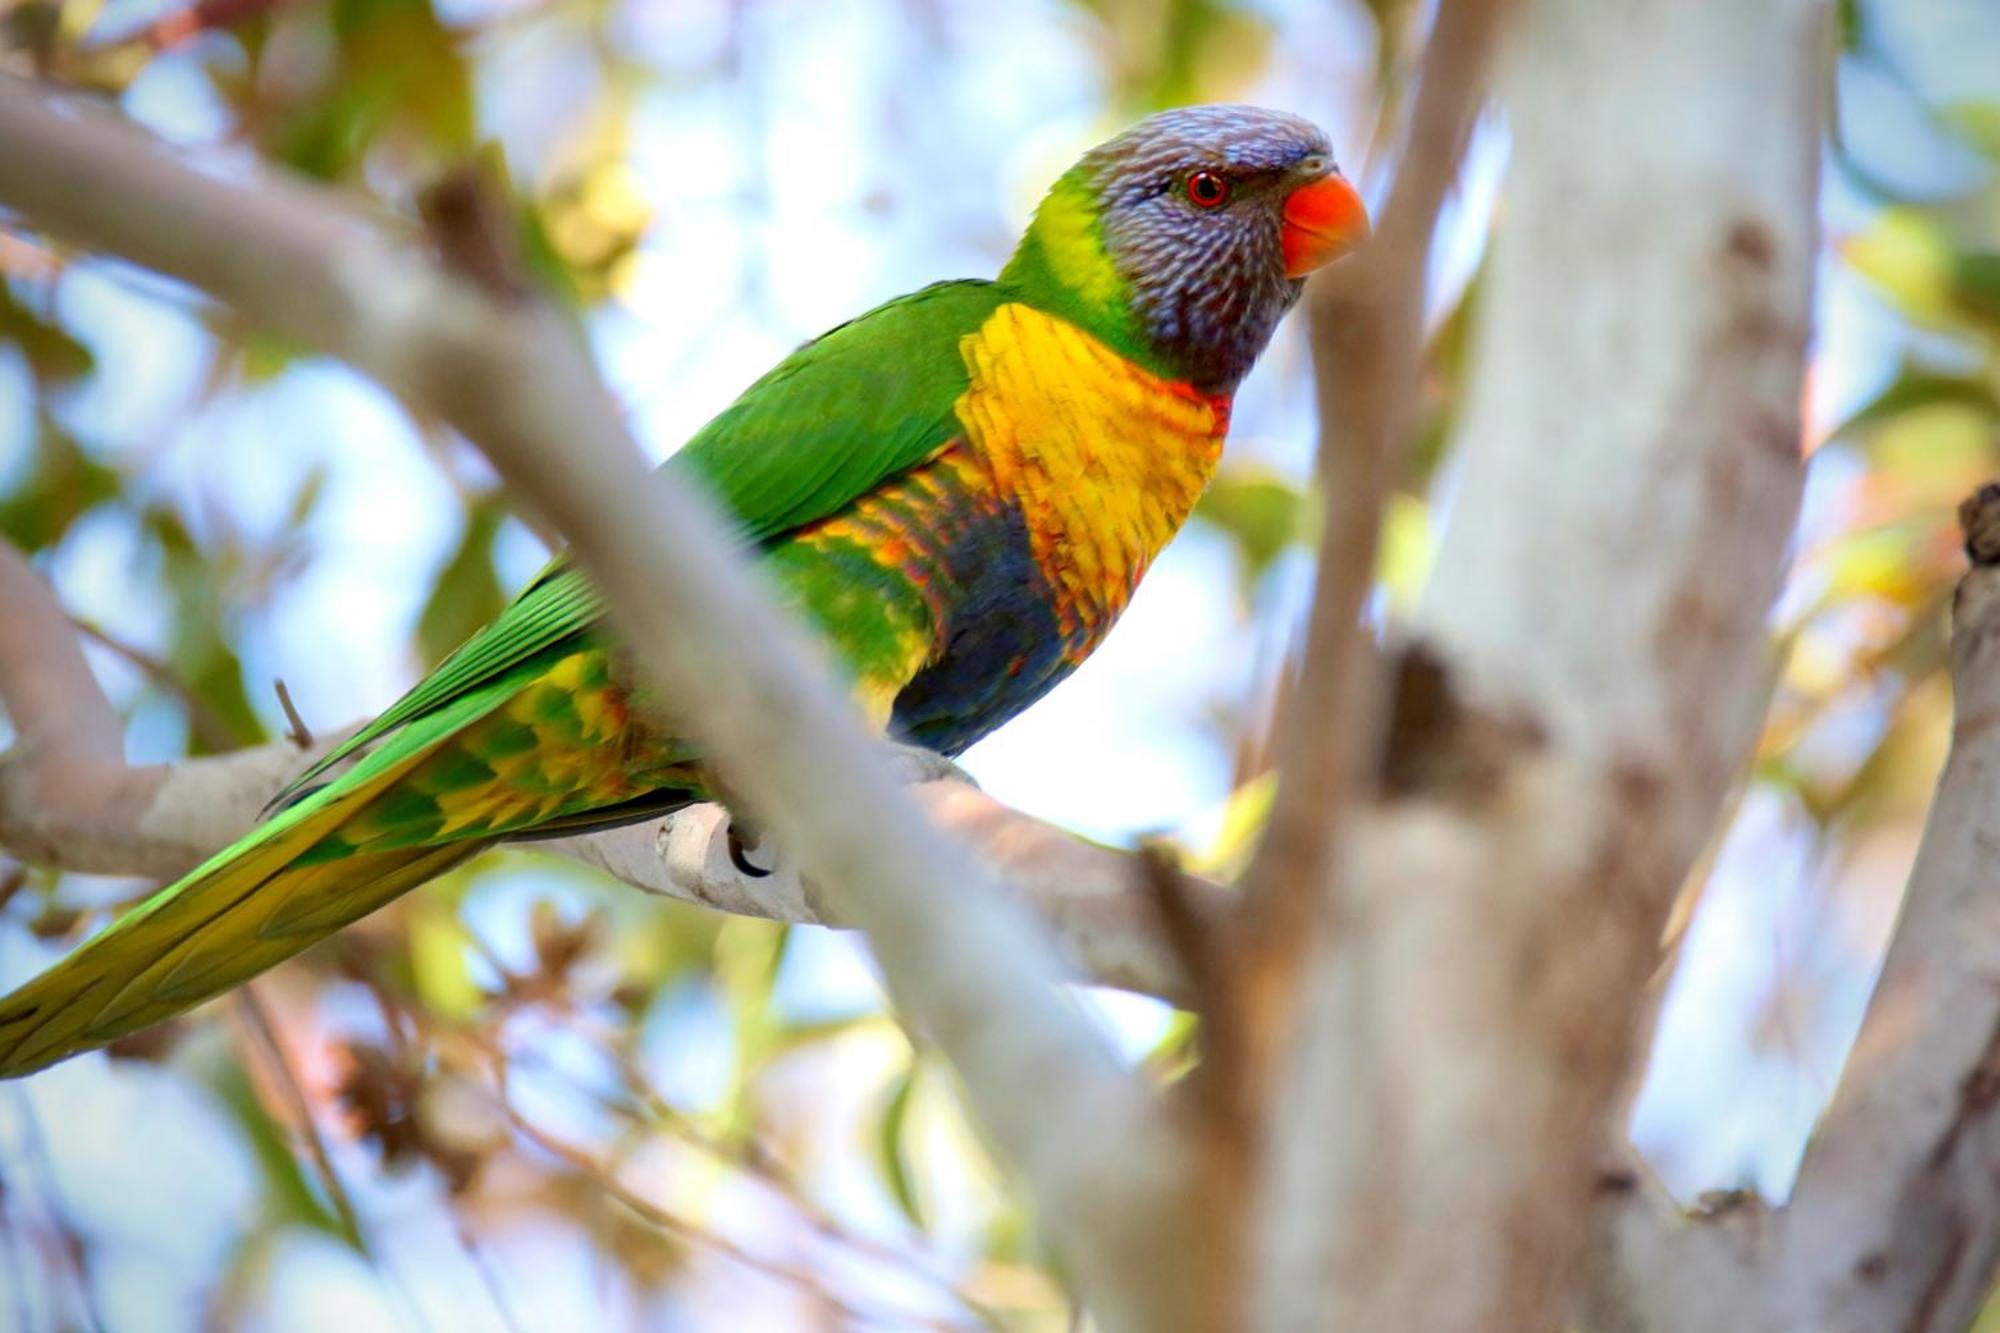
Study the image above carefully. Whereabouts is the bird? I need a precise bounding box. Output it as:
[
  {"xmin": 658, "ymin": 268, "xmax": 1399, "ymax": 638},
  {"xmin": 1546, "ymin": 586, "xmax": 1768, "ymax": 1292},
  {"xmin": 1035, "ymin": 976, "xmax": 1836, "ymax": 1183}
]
[{"xmin": 0, "ymin": 103, "xmax": 1366, "ymax": 1076}]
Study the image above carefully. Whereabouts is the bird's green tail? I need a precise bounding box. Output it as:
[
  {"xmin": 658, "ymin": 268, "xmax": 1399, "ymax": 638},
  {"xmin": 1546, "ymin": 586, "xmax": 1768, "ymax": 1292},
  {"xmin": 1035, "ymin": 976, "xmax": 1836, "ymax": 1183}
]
[{"xmin": 0, "ymin": 681, "xmax": 524, "ymax": 1078}]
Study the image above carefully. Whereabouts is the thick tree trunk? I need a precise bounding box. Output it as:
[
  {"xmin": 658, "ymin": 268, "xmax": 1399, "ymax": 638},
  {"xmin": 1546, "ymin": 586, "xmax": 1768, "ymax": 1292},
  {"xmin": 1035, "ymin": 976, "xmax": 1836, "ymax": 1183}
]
[{"xmin": 1261, "ymin": 0, "xmax": 1820, "ymax": 1327}]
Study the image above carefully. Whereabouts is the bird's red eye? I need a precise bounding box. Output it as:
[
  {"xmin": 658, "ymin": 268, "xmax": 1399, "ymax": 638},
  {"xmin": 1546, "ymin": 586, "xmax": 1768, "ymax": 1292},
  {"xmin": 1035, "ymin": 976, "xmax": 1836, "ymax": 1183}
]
[{"xmin": 1185, "ymin": 171, "xmax": 1230, "ymax": 208}]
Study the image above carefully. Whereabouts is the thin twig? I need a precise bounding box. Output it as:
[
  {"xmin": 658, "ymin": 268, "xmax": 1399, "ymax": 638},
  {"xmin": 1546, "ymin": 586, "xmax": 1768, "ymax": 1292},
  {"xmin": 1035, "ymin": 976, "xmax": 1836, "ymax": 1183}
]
[
  {"xmin": 11, "ymin": 1087, "xmax": 104, "ymax": 1333},
  {"xmin": 0, "ymin": 1180, "xmax": 29, "ymax": 1333},
  {"xmin": 586, "ymin": 1020, "xmax": 1003, "ymax": 1322},
  {"xmin": 462, "ymin": 1010, "xmax": 1001, "ymax": 1326},
  {"xmin": 359, "ymin": 951, "xmax": 1003, "ymax": 1327},
  {"xmin": 70, "ymin": 616, "xmax": 243, "ymax": 751},
  {"xmin": 233, "ymin": 983, "xmax": 363, "ymax": 1245},
  {"xmin": 497, "ymin": 1085, "xmax": 970, "ymax": 1331},
  {"xmin": 452, "ymin": 1220, "xmax": 528, "ymax": 1333},
  {"xmin": 272, "ymin": 678, "xmax": 313, "ymax": 749}
]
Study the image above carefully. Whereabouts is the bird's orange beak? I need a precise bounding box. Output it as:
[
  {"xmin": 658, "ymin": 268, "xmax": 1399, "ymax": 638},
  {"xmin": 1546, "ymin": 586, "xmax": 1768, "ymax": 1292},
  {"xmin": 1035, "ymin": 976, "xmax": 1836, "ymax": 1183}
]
[{"xmin": 1281, "ymin": 173, "xmax": 1370, "ymax": 278}]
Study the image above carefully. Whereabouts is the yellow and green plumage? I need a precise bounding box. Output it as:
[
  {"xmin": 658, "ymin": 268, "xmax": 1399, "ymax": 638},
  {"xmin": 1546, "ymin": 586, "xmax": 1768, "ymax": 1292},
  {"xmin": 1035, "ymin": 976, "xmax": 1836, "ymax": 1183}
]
[{"xmin": 0, "ymin": 104, "xmax": 1366, "ymax": 1075}]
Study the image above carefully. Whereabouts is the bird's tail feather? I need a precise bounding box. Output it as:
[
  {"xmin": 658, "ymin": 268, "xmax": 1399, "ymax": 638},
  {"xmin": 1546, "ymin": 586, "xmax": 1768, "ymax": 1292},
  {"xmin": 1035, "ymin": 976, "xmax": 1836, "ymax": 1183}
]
[{"xmin": 0, "ymin": 683, "xmax": 518, "ymax": 1077}]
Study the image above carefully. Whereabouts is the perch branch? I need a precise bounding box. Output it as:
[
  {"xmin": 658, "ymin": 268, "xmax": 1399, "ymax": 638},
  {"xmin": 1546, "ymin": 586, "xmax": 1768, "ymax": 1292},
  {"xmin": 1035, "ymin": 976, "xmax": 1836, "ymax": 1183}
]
[{"xmin": 0, "ymin": 534, "xmax": 1200, "ymax": 999}]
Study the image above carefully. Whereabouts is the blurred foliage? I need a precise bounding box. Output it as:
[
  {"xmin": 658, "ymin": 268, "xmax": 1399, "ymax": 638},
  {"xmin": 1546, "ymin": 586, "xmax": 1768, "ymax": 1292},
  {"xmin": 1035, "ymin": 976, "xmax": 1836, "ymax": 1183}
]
[
  {"xmin": 1758, "ymin": 15, "xmax": 2000, "ymax": 856},
  {"xmin": 1072, "ymin": 0, "xmax": 1271, "ymax": 110},
  {"xmin": 0, "ymin": 0, "xmax": 1994, "ymax": 1327}
]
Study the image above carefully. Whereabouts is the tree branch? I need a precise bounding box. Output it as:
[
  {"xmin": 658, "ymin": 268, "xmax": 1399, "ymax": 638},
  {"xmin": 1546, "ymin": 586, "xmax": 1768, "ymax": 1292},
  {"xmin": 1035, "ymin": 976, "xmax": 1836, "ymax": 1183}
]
[
  {"xmin": 1585, "ymin": 485, "xmax": 2000, "ymax": 1333},
  {"xmin": 0, "ymin": 538, "xmax": 311, "ymax": 874},
  {"xmin": 1243, "ymin": 0, "xmax": 1518, "ymax": 1316},
  {"xmin": 0, "ymin": 76, "xmax": 1200, "ymax": 1329},
  {"xmin": 1779, "ymin": 488, "xmax": 2000, "ymax": 1331},
  {"xmin": 1263, "ymin": 0, "xmax": 1822, "ymax": 1326},
  {"xmin": 1243, "ymin": 0, "xmax": 1510, "ymax": 980},
  {"xmin": 0, "ymin": 655, "xmax": 1202, "ymax": 1001}
]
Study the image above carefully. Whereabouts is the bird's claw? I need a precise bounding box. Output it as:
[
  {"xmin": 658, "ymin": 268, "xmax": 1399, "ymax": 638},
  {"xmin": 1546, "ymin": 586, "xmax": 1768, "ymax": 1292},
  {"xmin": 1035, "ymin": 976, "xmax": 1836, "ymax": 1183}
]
[
  {"xmin": 726, "ymin": 822, "xmax": 775, "ymax": 878},
  {"xmin": 719, "ymin": 747, "xmax": 971, "ymax": 882}
]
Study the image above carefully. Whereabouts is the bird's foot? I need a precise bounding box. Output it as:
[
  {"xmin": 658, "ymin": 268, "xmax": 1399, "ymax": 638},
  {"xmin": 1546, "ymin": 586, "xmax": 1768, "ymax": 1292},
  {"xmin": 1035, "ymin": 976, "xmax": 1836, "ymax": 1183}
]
[
  {"xmin": 726, "ymin": 821, "xmax": 776, "ymax": 878},
  {"xmin": 717, "ymin": 746, "xmax": 972, "ymax": 883}
]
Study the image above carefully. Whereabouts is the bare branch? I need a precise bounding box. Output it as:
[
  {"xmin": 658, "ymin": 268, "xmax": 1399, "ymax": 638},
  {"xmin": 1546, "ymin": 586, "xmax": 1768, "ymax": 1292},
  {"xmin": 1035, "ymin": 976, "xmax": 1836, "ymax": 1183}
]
[
  {"xmin": 1772, "ymin": 510, "xmax": 2000, "ymax": 1330},
  {"xmin": 0, "ymin": 538, "xmax": 337, "ymax": 872},
  {"xmin": 1586, "ymin": 485, "xmax": 2000, "ymax": 1332},
  {"xmin": 1244, "ymin": 0, "xmax": 1512, "ymax": 956},
  {"xmin": 0, "ymin": 77, "xmax": 1198, "ymax": 1326},
  {"xmin": 0, "ymin": 540, "xmax": 122, "ymax": 768},
  {"xmin": 0, "ymin": 539, "xmax": 309, "ymax": 873},
  {"xmin": 1235, "ymin": 0, "xmax": 1515, "ymax": 1196}
]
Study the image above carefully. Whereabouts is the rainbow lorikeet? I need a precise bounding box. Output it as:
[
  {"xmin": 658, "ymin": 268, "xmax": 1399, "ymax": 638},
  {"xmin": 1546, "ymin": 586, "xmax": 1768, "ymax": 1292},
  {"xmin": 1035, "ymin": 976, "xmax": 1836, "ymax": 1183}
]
[{"xmin": 0, "ymin": 104, "xmax": 1365, "ymax": 1075}]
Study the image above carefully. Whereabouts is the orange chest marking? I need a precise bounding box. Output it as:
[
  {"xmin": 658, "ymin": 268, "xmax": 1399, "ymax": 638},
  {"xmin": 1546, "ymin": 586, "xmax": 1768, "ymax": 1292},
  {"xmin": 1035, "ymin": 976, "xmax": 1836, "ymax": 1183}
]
[{"xmin": 953, "ymin": 303, "xmax": 1229, "ymax": 639}]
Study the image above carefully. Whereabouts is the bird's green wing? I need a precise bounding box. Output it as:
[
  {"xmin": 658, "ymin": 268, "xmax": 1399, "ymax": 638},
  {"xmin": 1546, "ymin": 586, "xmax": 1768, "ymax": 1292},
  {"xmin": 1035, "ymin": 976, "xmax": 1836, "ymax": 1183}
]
[
  {"xmin": 272, "ymin": 566, "xmax": 600, "ymax": 804},
  {"xmin": 670, "ymin": 278, "xmax": 1009, "ymax": 540},
  {"xmin": 274, "ymin": 278, "xmax": 1006, "ymax": 802}
]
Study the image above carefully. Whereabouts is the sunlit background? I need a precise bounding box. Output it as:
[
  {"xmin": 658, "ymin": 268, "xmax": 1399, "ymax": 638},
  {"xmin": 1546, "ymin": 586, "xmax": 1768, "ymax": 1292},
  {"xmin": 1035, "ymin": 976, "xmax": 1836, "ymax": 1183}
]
[{"xmin": 0, "ymin": 0, "xmax": 1997, "ymax": 1328}]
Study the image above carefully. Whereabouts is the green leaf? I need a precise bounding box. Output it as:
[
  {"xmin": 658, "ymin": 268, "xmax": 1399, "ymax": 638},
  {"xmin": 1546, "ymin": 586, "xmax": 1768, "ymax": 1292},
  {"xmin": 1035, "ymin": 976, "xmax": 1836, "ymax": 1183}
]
[
  {"xmin": 142, "ymin": 505, "xmax": 267, "ymax": 750},
  {"xmin": 1831, "ymin": 364, "xmax": 2000, "ymax": 440},
  {"xmin": 1941, "ymin": 99, "xmax": 2000, "ymax": 161},
  {"xmin": 764, "ymin": 1012, "xmax": 877, "ymax": 1057},
  {"xmin": 0, "ymin": 283, "xmax": 94, "ymax": 384},
  {"xmin": 1193, "ymin": 467, "xmax": 1313, "ymax": 590},
  {"xmin": 1836, "ymin": 0, "xmax": 1863, "ymax": 50},
  {"xmin": 410, "ymin": 901, "xmax": 486, "ymax": 1021},
  {"xmin": 262, "ymin": 0, "xmax": 474, "ymax": 183},
  {"xmin": 876, "ymin": 1062, "xmax": 924, "ymax": 1230},
  {"xmin": 0, "ymin": 419, "xmax": 119, "ymax": 552},
  {"xmin": 417, "ymin": 500, "xmax": 507, "ymax": 668},
  {"xmin": 237, "ymin": 331, "xmax": 306, "ymax": 384},
  {"xmin": 1844, "ymin": 208, "xmax": 1957, "ymax": 325},
  {"xmin": 288, "ymin": 465, "xmax": 330, "ymax": 530},
  {"xmin": 1952, "ymin": 252, "xmax": 2000, "ymax": 328}
]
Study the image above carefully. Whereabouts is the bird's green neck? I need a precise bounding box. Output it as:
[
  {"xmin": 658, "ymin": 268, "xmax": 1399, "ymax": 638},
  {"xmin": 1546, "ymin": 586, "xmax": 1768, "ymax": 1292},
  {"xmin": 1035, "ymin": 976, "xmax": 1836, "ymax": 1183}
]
[{"xmin": 999, "ymin": 172, "xmax": 1170, "ymax": 383}]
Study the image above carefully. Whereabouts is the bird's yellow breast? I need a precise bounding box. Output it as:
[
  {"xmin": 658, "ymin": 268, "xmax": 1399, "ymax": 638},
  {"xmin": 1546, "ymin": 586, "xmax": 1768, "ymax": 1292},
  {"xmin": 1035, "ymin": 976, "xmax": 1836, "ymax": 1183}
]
[{"xmin": 954, "ymin": 302, "xmax": 1229, "ymax": 646}]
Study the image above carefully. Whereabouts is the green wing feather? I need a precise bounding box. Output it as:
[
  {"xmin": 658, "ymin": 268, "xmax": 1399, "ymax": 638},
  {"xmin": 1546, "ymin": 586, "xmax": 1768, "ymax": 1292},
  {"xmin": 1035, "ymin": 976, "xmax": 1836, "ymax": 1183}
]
[
  {"xmin": 672, "ymin": 279, "xmax": 1007, "ymax": 537},
  {"xmin": 275, "ymin": 278, "xmax": 1006, "ymax": 803}
]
